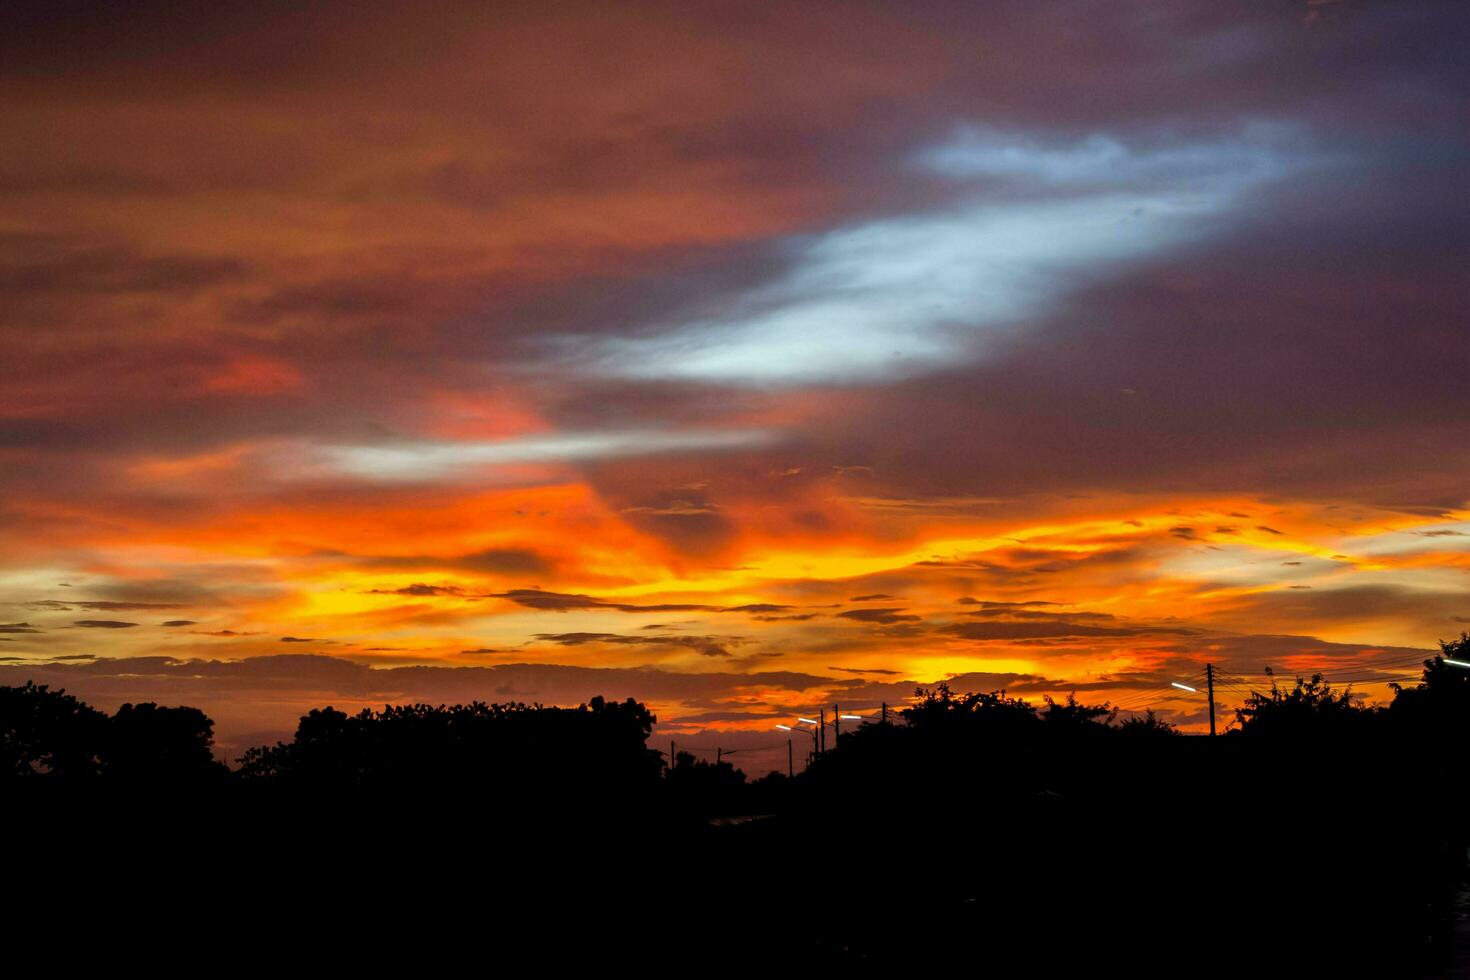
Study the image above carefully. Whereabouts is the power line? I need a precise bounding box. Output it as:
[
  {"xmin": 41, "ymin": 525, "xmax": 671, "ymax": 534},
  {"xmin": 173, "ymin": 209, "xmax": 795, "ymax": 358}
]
[
  {"xmin": 1218, "ymin": 655, "xmax": 1430, "ymax": 681},
  {"xmin": 1108, "ymin": 694, "xmax": 1166, "ymax": 711}
]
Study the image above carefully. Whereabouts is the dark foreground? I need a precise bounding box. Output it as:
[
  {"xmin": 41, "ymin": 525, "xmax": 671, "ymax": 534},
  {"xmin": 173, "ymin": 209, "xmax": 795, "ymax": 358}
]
[
  {"xmin": 8, "ymin": 751, "xmax": 1462, "ymax": 973},
  {"xmin": 6, "ymin": 639, "xmax": 1470, "ymax": 973}
]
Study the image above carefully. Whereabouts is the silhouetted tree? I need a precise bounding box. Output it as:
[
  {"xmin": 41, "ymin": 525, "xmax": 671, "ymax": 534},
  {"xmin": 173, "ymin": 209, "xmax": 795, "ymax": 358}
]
[
  {"xmin": 105, "ymin": 701, "xmax": 227, "ymax": 786},
  {"xmin": 1041, "ymin": 693, "xmax": 1116, "ymax": 733},
  {"xmin": 1, "ymin": 685, "xmax": 227, "ymax": 788},
  {"xmin": 902, "ymin": 683, "xmax": 1041, "ymax": 737},
  {"xmin": 1232, "ymin": 671, "xmax": 1375, "ymax": 737},
  {"xmin": 0, "ymin": 682, "xmax": 107, "ymax": 780},
  {"xmin": 1388, "ymin": 633, "xmax": 1470, "ymax": 744},
  {"xmin": 665, "ymin": 749, "xmax": 747, "ymax": 815},
  {"xmin": 238, "ymin": 695, "xmax": 663, "ymax": 806}
]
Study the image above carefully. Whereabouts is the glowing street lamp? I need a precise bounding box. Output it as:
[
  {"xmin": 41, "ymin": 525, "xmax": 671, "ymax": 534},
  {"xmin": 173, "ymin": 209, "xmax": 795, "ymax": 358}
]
[
  {"xmin": 787, "ymin": 719, "xmax": 819, "ymax": 754},
  {"xmin": 1444, "ymin": 659, "xmax": 1470, "ymax": 668},
  {"xmin": 1171, "ymin": 682, "xmax": 1198, "ymax": 693}
]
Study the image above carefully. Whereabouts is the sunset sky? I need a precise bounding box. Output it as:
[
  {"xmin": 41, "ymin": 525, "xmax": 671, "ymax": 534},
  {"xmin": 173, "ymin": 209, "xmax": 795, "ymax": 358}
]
[{"xmin": 2, "ymin": 1, "xmax": 1466, "ymax": 765}]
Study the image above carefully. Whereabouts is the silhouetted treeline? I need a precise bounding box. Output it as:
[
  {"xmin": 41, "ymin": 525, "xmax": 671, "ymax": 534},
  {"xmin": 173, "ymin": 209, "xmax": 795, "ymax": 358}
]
[
  {"xmin": 768, "ymin": 633, "xmax": 1470, "ymax": 972},
  {"xmin": 237, "ymin": 696, "xmax": 663, "ymax": 802},
  {"xmin": 4, "ymin": 634, "xmax": 1468, "ymax": 972},
  {"xmin": 1, "ymin": 682, "xmax": 225, "ymax": 787}
]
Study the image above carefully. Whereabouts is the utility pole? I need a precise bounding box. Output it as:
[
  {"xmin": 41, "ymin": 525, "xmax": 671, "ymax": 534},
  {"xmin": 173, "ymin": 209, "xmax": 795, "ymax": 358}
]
[
  {"xmin": 669, "ymin": 739, "xmax": 676, "ymax": 772},
  {"xmin": 833, "ymin": 703, "xmax": 840, "ymax": 743},
  {"xmin": 818, "ymin": 708, "xmax": 826, "ymax": 754},
  {"xmin": 787, "ymin": 739, "xmax": 794, "ymax": 779},
  {"xmin": 881, "ymin": 701, "xmax": 887, "ymax": 725},
  {"xmin": 716, "ymin": 747, "xmax": 722, "ymax": 766},
  {"xmin": 1206, "ymin": 663, "xmax": 1217, "ymax": 737}
]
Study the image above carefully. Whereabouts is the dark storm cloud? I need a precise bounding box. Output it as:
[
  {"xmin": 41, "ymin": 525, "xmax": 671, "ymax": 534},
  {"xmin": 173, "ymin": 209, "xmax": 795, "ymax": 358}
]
[
  {"xmin": 942, "ymin": 622, "xmax": 1195, "ymax": 641},
  {"xmin": 0, "ymin": 232, "xmax": 247, "ymax": 302},
  {"xmin": 1148, "ymin": 632, "xmax": 1435, "ymax": 679},
  {"xmin": 0, "ymin": 0, "xmax": 1462, "ymax": 516},
  {"xmin": 492, "ymin": 589, "xmax": 796, "ymax": 617},
  {"xmin": 365, "ymin": 584, "xmax": 479, "ymax": 598},
  {"xmin": 1219, "ymin": 585, "xmax": 1470, "ymax": 633},
  {"xmin": 837, "ymin": 608, "xmax": 922, "ymax": 625},
  {"xmin": 532, "ymin": 632, "xmax": 738, "ymax": 658},
  {"xmin": 804, "ymin": 150, "xmax": 1469, "ymax": 511},
  {"xmin": 66, "ymin": 578, "xmax": 228, "ymax": 606},
  {"xmin": 364, "ymin": 548, "xmax": 553, "ymax": 577},
  {"xmin": 964, "ymin": 608, "xmax": 1119, "ymax": 622},
  {"xmin": 609, "ymin": 492, "xmax": 739, "ymax": 557},
  {"xmin": 226, "ymin": 274, "xmax": 455, "ymax": 327},
  {"xmin": 493, "ymin": 589, "xmax": 716, "ymax": 614}
]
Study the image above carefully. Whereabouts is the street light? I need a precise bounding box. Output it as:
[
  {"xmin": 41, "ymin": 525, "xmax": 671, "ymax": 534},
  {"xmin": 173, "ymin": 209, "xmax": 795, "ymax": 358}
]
[
  {"xmin": 1171, "ymin": 682, "xmax": 1198, "ymax": 693},
  {"xmin": 787, "ymin": 719, "xmax": 819, "ymax": 756},
  {"xmin": 1444, "ymin": 659, "xmax": 1470, "ymax": 668}
]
